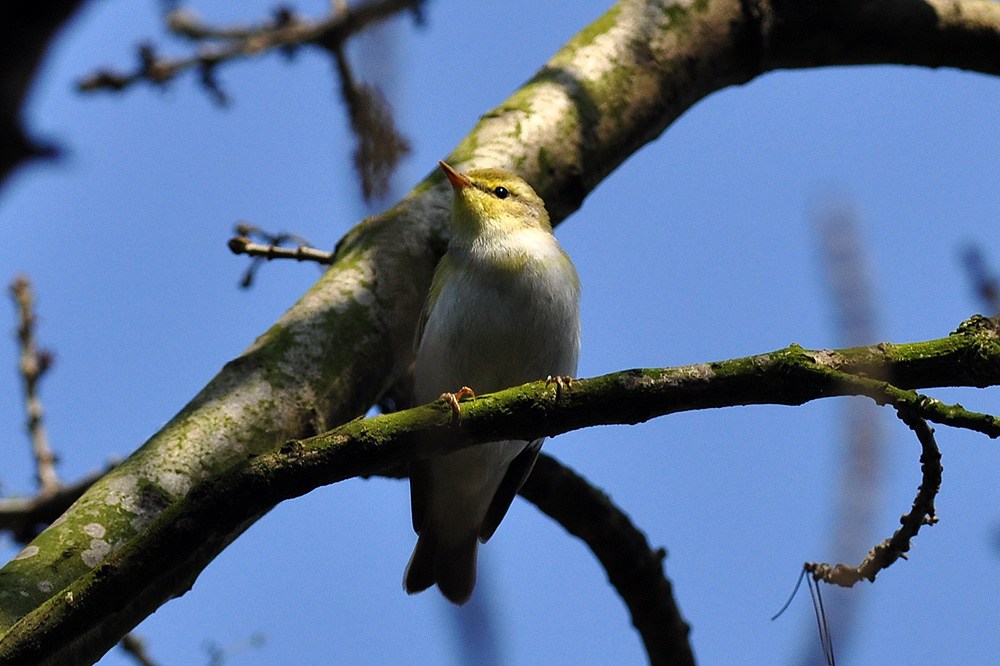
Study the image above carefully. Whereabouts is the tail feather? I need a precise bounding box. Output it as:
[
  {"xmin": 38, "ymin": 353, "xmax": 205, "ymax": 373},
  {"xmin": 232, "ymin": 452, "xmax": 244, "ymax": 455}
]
[
  {"xmin": 434, "ymin": 539, "xmax": 478, "ymax": 605},
  {"xmin": 403, "ymin": 531, "xmax": 436, "ymax": 595},
  {"xmin": 404, "ymin": 528, "xmax": 479, "ymax": 605}
]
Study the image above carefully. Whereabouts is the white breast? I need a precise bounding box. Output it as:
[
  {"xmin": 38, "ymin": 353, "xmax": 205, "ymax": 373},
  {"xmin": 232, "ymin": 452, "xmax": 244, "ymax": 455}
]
[{"xmin": 415, "ymin": 228, "xmax": 580, "ymax": 402}]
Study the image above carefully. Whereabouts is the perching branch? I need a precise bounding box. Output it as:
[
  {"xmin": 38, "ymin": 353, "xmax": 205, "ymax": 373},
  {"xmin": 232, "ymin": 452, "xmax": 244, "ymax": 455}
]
[{"xmin": 2, "ymin": 319, "xmax": 1000, "ymax": 665}]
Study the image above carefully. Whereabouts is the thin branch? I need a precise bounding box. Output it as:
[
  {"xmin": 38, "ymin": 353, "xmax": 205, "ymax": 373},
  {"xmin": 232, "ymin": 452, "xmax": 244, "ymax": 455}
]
[
  {"xmin": 520, "ymin": 454, "xmax": 694, "ymax": 666},
  {"xmin": 77, "ymin": 0, "xmax": 426, "ymax": 95},
  {"xmin": 805, "ymin": 411, "xmax": 941, "ymax": 587},
  {"xmin": 228, "ymin": 235, "xmax": 334, "ymax": 265},
  {"xmin": 8, "ymin": 276, "xmax": 59, "ymax": 496},
  {"xmin": 228, "ymin": 223, "xmax": 330, "ymax": 287}
]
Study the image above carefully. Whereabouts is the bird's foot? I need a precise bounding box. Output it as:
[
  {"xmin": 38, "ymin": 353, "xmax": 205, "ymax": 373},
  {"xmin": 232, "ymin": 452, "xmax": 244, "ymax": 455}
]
[
  {"xmin": 545, "ymin": 375, "xmax": 573, "ymax": 401},
  {"xmin": 440, "ymin": 386, "xmax": 476, "ymax": 422}
]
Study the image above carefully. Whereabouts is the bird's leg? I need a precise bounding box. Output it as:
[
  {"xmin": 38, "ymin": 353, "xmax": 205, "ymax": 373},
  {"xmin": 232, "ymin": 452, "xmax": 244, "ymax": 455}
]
[
  {"xmin": 545, "ymin": 375, "xmax": 573, "ymax": 401},
  {"xmin": 440, "ymin": 386, "xmax": 476, "ymax": 421}
]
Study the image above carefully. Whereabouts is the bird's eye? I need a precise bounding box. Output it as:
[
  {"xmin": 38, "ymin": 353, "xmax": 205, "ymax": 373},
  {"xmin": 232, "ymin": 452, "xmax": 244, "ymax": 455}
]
[{"xmin": 493, "ymin": 186, "xmax": 510, "ymax": 199}]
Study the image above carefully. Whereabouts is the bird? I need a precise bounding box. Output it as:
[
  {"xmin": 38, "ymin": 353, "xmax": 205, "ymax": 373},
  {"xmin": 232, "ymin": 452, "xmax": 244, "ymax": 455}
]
[{"xmin": 403, "ymin": 161, "xmax": 581, "ymax": 605}]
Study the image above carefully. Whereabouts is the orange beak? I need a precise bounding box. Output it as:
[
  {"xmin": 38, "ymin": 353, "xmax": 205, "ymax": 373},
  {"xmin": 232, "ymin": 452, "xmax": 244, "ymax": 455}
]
[{"xmin": 439, "ymin": 161, "xmax": 472, "ymax": 190}]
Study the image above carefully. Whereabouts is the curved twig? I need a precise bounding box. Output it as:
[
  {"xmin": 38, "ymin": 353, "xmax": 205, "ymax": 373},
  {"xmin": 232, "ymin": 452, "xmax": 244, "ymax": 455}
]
[{"xmin": 806, "ymin": 411, "xmax": 941, "ymax": 587}]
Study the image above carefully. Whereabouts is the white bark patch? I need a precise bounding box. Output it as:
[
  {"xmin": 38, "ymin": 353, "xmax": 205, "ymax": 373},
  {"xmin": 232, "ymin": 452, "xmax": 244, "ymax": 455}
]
[
  {"xmin": 809, "ymin": 349, "xmax": 838, "ymax": 367},
  {"xmin": 519, "ymin": 83, "xmax": 577, "ymax": 153},
  {"xmin": 566, "ymin": 19, "xmax": 631, "ymax": 81},
  {"xmin": 81, "ymin": 539, "xmax": 111, "ymax": 568},
  {"xmin": 683, "ymin": 363, "xmax": 715, "ymax": 381},
  {"xmin": 473, "ymin": 114, "xmax": 530, "ymax": 170},
  {"xmin": 104, "ymin": 474, "xmax": 140, "ymax": 512},
  {"xmin": 155, "ymin": 470, "xmax": 194, "ymax": 498},
  {"xmin": 12, "ymin": 545, "xmax": 39, "ymax": 561},
  {"xmin": 37, "ymin": 580, "xmax": 53, "ymax": 593},
  {"xmin": 83, "ymin": 523, "xmax": 106, "ymax": 539}
]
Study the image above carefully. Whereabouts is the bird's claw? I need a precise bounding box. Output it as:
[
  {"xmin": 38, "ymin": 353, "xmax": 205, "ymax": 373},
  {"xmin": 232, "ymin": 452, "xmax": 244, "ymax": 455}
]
[
  {"xmin": 545, "ymin": 375, "xmax": 573, "ymax": 401},
  {"xmin": 441, "ymin": 386, "xmax": 476, "ymax": 422}
]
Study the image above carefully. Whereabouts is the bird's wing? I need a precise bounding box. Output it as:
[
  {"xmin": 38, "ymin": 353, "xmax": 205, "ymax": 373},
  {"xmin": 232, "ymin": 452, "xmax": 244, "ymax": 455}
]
[
  {"xmin": 478, "ymin": 438, "xmax": 544, "ymax": 542},
  {"xmin": 413, "ymin": 253, "xmax": 456, "ymax": 353}
]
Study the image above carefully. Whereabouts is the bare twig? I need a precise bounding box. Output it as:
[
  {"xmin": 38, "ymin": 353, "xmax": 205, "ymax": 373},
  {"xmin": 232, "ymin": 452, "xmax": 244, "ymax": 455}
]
[
  {"xmin": 520, "ymin": 454, "xmax": 694, "ymax": 666},
  {"xmin": 78, "ymin": 0, "xmax": 426, "ymax": 96},
  {"xmin": 228, "ymin": 223, "xmax": 333, "ymax": 287},
  {"xmin": 9, "ymin": 275, "xmax": 59, "ymax": 496},
  {"xmin": 228, "ymin": 235, "xmax": 334, "ymax": 265},
  {"xmin": 0, "ymin": 0, "xmax": 80, "ymax": 187},
  {"xmin": 805, "ymin": 411, "xmax": 941, "ymax": 588}
]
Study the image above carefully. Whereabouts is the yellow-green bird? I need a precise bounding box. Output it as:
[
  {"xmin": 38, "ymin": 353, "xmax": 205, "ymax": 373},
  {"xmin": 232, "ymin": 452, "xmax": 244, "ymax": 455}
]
[{"xmin": 404, "ymin": 161, "xmax": 581, "ymax": 604}]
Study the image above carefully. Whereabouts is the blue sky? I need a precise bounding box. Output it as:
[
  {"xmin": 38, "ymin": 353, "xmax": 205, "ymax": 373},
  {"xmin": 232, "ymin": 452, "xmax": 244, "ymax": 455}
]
[{"xmin": 2, "ymin": 1, "xmax": 999, "ymax": 665}]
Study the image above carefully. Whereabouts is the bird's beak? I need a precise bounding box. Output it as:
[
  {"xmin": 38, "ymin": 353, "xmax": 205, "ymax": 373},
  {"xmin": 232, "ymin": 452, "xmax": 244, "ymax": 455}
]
[{"xmin": 439, "ymin": 161, "xmax": 472, "ymax": 190}]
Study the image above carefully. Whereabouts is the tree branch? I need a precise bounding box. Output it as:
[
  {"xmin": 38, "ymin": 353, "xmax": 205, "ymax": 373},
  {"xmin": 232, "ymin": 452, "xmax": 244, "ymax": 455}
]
[
  {"xmin": 0, "ymin": 467, "xmax": 112, "ymax": 544},
  {"xmin": 806, "ymin": 411, "xmax": 942, "ymax": 587},
  {"xmin": 4, "ymin": 0, "xmax": 1000, "ymax": 661},
  {"xmin": 2, "ymin": 320, "xmax": 1000, "ymax": 664},
  {"xmin": 8, "ymin": 276, "xmax": 59, "ymax": 496},
  {"xmin": 77, "ymin": 0, "xmax": 425, "ymax": 94},
  {"xmin": 227, "ymin": 235, "xmax": 335, "ymax": 265}
]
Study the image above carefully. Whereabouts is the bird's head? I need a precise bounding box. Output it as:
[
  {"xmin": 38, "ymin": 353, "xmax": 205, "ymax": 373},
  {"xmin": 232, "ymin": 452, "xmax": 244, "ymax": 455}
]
[{"xmin": 439, "ymin": 161, "xmax": 552, "ymax": 241}]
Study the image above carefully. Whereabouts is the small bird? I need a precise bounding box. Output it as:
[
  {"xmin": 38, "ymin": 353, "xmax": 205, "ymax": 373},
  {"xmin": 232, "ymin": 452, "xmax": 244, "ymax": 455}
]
[{"xmin": 404, "ymin": 161, "xmax": 581, "ymax": 604}]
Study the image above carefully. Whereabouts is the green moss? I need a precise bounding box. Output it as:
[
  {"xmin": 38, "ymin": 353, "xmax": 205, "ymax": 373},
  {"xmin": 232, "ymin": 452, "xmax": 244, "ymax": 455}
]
[{"xmin": 560, "ymin": 2, "xmax": 624, "ymax": 55}]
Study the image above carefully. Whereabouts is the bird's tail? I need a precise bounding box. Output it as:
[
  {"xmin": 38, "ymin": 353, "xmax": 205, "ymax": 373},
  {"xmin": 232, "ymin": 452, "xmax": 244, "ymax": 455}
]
[{"xmin": 404, "ymin": 528, "xmax": 479, "ymax": 605}]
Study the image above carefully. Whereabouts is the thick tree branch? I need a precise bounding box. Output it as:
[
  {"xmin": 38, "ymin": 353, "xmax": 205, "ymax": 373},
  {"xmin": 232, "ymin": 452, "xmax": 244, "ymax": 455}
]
[
  {"xmin": 0, "ymin": 468, "xmax": 111, "ymax": 544},
  {"xmin": 4, "ymin": 0, "xmax": 1000, "ymax": 662},
  {"xmin": 2, "ymin": 320, "xmax": 1000, "ymax": 664}
]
